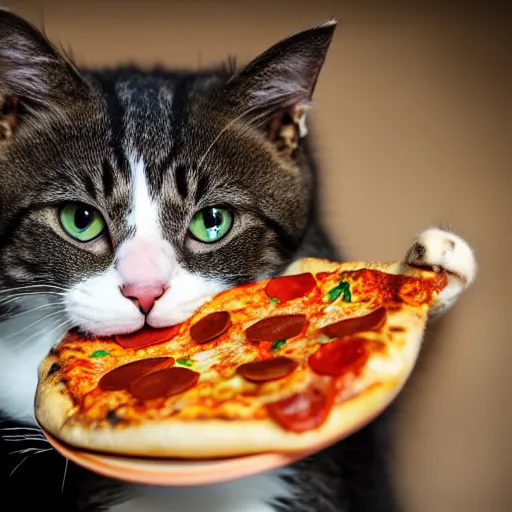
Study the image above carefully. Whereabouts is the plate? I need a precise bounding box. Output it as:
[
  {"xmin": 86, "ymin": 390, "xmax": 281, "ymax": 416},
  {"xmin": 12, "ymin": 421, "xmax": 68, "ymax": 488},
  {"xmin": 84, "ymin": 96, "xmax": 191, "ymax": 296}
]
[
  {"xmin": 41, "ymin": 429, "xmax": 313, "ymax": 486},
  {"xmin": 39, "ymin": 393, "xmax": 388, "ymax": 487}
]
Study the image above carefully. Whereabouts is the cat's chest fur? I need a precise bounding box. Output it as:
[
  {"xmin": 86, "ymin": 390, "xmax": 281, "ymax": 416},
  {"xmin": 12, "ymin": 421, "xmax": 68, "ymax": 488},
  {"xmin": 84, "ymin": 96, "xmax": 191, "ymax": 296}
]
[{"xmin": 109, "ymin": 473, "xmax": 295, "ymax": 512}]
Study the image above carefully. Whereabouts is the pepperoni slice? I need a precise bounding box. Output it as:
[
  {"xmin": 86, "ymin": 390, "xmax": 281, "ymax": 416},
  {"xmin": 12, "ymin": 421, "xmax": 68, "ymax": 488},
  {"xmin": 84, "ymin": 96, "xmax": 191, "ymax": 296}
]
[
  {"xmin": 98, "ymin": 357, "xmax": 175, "ymax": 391},
  {"xmin": 114, "ymin": 324, "xmax": 181, "ymax": 349},
  {"xmin": 129, "ymin": 367, "xmax": 199, "ymax": 401},
  {"xmin": 245, "ymin": 314, "xmax": 306, "ymax": 342},
  {"xmin": 190, "ymin": 311, "xmax": 231, "ymax": 344},
  {"xmin": 266, "ymin": 385, "xmax": 334, "ymax": 433},
  {"xmin": 265, "ymin": 273, "xmax": 317, "ymax": 303},
  {"xmin": 320, "ymin": 307, "xmax": 387, "ymax": 339},
  {"xmin": 309, "ymin": 337, "xmax": 378, "ymax": 377},
  {"xmin": 237, "ymin": 357, "xmax": 298, "ymax": 382}
]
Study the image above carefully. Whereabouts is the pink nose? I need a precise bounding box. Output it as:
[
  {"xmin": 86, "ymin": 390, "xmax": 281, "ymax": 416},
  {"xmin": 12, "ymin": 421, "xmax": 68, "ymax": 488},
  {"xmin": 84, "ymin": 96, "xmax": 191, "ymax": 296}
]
[{"xmin": 122, "ymin": 283, "xmax": 165, "ymax": 314}]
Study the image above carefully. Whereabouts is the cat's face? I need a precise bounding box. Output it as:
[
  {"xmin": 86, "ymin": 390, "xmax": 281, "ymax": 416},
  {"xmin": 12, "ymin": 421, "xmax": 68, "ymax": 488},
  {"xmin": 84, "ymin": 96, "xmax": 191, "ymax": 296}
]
[{"xmin": 0, "ymin": 11, "xmax": 336, "ymax": 338}]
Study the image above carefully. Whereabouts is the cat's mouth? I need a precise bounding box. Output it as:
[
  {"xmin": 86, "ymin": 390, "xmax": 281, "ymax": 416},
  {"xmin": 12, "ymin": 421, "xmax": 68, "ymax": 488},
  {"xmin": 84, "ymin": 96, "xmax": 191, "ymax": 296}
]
[{"xmin": 70, "ymin": 321, "xmax": 178, "ymax": 341}]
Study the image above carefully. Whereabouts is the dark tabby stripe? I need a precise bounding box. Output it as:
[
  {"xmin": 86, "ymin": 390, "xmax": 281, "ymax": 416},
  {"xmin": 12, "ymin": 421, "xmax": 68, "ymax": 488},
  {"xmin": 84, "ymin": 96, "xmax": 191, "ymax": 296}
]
[
  {"xmin": 151, "ymin": 153, "xmax": 174, "ymax": 193},
  {"xmin": 83, "ymin": 173, "xmax": 97, "ymax": 201},
  {"xmin": 174, "ymin": 165, "xmax": 188, "ymax": 199},
  {"xmin": 89, "ymin": 71, "xmax": 130, "ymax": 183},
  {"xmin": 258, "ymin": 212, "xmax": 300, "ymax": 258},
  {"xmin": 101, "ymin": 159, "xmax": 115, "ymax": 198},
  {"xmin": 194, "ymin": 173, "xmax": 210, "ymax": 203}
]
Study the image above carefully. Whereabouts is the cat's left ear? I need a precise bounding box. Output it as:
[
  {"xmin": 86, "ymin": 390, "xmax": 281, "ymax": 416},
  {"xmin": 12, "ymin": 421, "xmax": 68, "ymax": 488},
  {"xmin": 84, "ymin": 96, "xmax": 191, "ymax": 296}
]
[{"xmin": 223, "ymin": 19, "xmax": 337, "ymax": 144}]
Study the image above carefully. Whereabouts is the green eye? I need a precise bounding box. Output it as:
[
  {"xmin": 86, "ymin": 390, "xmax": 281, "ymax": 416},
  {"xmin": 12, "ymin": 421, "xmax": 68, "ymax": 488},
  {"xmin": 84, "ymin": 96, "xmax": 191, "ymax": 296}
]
[
  {"xmin": 188, "ymin": 207, "xmax": 233, "ymax": 243},
  {"xmin": 59, "ymin": 203, "xmax": 105, "ymax": 242}
]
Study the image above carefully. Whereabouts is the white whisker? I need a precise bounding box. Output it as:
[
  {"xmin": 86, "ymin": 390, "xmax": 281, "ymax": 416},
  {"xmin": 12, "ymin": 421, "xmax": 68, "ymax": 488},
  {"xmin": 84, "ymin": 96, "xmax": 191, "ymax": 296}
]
[
  {"xmin": 9, "ymin": 447, "xmax": 47, "ymax": 455},
  {"xmin": 62, "ymin": 458, "xmax": 69, "ymax": 494},
  {"xmin": 196, "ymin": 104, "xmax": 263, "ymax": 171},
  {"xmin": 9, "ymin": 447, "xmax": 53, "ymax": 477},
  {"xmin": 2, "ymin": 432, "xmax": 46, "ymax": 438},
  {"xmin": 0, "ymin": 291, "xmax": 66, "ymax": 307},
  {"xmin": 2, "ymin": 302, "xmax": 65, "ymax": 320},
  {"xmin": 0, "ymin": 283, "xmax": 68, "ymax": 295},
  {"xmin": 0, "ymin": 426, "xmax": 44, "ymax": 432},
  {"xmin": 4, "ymin": 436, "xmax": 48, "ymax": 442},
  {"xmin": 15, "ymin": 318, "xmax": 71, "ymax": 351},
  {"xmin": 2, "ymin": 310, "xmax": 66, "ymax": 342}
]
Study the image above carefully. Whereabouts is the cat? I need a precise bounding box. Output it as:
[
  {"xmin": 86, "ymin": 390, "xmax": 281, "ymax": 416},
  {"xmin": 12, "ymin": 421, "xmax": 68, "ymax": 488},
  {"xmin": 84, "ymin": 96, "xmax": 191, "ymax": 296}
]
[{"xmin": 0, "ymin": 9, "xmax": 477, "ymax": 512}]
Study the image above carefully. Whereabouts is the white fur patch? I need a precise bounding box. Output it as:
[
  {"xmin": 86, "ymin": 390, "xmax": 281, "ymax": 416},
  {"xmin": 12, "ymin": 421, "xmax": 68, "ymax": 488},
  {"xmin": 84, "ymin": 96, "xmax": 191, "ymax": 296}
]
[
  {"xmin": 126, "ymin": 155, "xmax": 160, "ymax": 238},
  {"xmin": 147, "ymin": 270, "xmax": 227, "ymax": 328},
  {"xmin": 0, "ymin": 296, "xmax": 68, "ymax": 423},
  {"xmin": 409, "ymin": 228, "xmax": 477, "ymax": 286},
  {"xmin": 65, "ymin": 267, "xmax": 144, "ymax": 336},
  {"xmin": 110, "ymin": 468, "xmax": 297, "ymax": 512},
  {"xmin": 117, "ymin": 154, "xmax": 175, "ymax": 288},
  {"xmin": 297, "ymin": 111, "xmax": 308, "ymax": 138},
  {"xmin": 405, "ymin": 227, "xmax": 477, "ymax": 318}
]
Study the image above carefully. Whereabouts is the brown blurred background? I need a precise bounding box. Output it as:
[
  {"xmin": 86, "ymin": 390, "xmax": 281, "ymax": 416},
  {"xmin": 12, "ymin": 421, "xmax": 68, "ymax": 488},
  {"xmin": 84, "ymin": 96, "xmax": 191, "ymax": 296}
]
[{"xmin": 4, "ymin": 0, "xmax": 511, "ymax": 510}]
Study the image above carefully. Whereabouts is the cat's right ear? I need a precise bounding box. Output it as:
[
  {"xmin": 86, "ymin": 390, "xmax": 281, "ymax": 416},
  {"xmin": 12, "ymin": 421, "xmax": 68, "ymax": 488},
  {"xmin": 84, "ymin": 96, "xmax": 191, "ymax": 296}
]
[{"xmin": 0, "ymin": 9, "xmax": 91, "ymax": 140}]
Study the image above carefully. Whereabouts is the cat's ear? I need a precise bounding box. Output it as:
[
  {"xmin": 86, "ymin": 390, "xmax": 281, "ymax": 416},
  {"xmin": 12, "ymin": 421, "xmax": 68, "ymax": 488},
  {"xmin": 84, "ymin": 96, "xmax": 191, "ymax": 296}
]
[
  {"xmin": 0, "ymin": 9, "xmax": 91, "ymax": 139},
  {"xmin": 223, "ymin": 19, "xmax": 336, "ymax": 146}
]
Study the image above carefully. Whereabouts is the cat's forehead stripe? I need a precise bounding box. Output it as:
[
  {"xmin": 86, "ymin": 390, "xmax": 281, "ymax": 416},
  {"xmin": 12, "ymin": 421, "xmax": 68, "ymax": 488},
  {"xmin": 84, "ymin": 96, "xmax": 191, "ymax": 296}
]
[
  {"xmin": 174, "ymin": 165, "xmax": 189, "ymax": 200},
  {"xmin": 83, "ymin": 172, "xmax": 98, "ymax": 201},
  {"xmin": 126, "ymin": 154, "xmax": 161, "ymax": 239},
  {"xmin": 101, "ymin": 159, "xmax": 116, "ymax": 199}
]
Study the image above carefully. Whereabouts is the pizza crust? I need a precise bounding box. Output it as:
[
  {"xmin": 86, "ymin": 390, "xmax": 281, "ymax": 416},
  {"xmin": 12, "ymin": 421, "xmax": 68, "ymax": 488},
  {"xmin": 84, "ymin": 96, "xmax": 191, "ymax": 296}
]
[
  {"xmin": 35, "ymin": 258, "xmax": 431, "ymax": 458},
  {"xmin": 35, "ymin": 353, "xmax": 77, "ymax": 432},
  {"xmin": 36, "ymin": 366, "xmax": 412, "ymax": 459}
]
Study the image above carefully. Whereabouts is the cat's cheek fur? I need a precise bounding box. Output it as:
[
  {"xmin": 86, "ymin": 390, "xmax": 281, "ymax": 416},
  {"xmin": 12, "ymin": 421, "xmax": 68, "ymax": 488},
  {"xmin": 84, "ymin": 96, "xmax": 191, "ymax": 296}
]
[
  {"xmin": 65, "ymin": 267, "xmax": 145, "ymax": 336},
  {"xmin": 147, "ymin": 270, "xmax": 228, "ymax": 328}
]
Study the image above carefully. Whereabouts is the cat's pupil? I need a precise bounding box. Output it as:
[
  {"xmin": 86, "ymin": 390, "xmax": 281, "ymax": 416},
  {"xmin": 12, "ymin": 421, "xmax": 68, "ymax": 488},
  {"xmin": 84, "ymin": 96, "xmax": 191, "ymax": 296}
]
[
  {"xmin": 203, "ymin": 208, "xmax": 223, "ymax": 232},
  {"xmin": 74, "ymin": 207, "xmax": 93, "ymax": 231}
]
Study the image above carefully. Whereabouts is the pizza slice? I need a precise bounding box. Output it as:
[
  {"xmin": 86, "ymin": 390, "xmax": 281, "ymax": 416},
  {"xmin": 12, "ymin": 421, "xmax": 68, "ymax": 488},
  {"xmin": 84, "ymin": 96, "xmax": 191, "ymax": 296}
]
[{"xmin": 35, "ymin": 228, "xmax": 476, "ymax": 459}]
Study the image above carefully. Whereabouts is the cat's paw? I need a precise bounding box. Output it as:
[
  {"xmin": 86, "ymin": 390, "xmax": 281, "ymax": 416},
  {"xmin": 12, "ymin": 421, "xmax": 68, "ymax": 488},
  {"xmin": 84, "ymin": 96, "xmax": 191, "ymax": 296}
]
[{"xmin": 404, "ymin": 228, "xmax": 477, "ymax": 318}]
